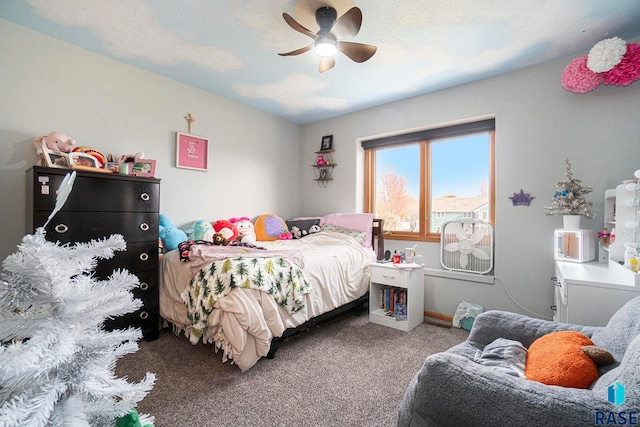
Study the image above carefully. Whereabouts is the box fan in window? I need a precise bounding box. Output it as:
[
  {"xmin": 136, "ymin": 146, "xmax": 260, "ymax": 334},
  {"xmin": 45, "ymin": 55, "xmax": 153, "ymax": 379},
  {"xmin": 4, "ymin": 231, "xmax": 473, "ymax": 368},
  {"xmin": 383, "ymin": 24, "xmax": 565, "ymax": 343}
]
[{"xmin": 440, "ymin": 220, "xmax": 494, "ymax": 274}]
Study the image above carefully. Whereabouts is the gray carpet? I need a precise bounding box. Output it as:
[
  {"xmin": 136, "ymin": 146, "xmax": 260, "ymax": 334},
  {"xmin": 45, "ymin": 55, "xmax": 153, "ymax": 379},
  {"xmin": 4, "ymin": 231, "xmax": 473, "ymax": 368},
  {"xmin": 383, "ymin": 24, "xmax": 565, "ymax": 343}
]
[{"xmin": 116, "ymin": 311, "xmax": 468, "ymax": 427}]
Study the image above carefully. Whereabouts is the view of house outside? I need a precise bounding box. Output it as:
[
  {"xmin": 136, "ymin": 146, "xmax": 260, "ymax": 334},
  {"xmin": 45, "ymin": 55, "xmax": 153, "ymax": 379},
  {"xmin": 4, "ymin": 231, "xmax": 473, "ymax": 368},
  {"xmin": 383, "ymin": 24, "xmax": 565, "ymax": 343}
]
[{"xmin": 373, "ymin": 133, "xmax": 490, "ymax": 233}]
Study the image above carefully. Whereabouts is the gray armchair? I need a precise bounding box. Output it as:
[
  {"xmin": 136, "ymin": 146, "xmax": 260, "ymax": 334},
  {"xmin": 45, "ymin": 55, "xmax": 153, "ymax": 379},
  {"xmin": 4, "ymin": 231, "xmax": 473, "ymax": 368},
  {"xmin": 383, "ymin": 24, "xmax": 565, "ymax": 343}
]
[{"xmin": 398, "ymin": 296, "xmax": 640, "ymax": 427}]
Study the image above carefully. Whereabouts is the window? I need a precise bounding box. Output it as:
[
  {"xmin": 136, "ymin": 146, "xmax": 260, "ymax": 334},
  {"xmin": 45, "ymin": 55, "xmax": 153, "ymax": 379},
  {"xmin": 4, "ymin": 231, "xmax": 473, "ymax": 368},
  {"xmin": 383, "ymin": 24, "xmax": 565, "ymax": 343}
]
[{"xmin": 363, "ymin": 119, "xmax": 495, "ymax": 242}]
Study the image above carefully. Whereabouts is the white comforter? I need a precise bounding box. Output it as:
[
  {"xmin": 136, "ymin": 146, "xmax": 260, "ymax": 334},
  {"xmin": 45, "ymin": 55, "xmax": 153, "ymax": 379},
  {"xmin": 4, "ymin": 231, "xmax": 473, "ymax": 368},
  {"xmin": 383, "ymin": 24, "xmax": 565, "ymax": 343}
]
[{"xmin": 159, "ymin": 232, "xmax": 373, "ymax": 371}]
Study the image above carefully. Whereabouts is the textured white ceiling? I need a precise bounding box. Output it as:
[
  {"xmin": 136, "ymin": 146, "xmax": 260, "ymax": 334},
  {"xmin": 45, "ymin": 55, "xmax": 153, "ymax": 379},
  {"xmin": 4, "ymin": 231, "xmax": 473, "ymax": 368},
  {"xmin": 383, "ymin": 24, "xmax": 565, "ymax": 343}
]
[{"xmin": 2, "ymin": 0, "xmax": 640, "ymax": 124}]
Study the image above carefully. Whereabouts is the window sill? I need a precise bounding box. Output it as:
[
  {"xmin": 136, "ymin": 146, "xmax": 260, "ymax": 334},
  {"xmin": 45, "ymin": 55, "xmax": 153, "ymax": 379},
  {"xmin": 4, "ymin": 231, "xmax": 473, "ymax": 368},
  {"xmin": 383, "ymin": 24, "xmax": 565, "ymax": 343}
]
[{"xmin": 423, "ymin": 267, "xmax": 494, "ymax": 284}]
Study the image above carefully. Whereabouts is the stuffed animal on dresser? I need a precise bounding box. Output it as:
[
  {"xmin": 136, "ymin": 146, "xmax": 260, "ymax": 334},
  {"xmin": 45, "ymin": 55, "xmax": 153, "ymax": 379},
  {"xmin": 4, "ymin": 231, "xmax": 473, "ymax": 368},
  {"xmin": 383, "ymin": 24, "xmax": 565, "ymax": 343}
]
[{"xmin": 34, "ymin": 131, "xmax": 76, "ymax": 165}]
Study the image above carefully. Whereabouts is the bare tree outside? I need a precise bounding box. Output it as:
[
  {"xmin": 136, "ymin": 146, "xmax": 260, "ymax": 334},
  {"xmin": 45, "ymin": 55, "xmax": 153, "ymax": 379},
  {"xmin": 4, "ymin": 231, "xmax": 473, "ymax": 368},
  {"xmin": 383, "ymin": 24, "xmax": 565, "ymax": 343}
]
[{"xmin": 376, "ymin": 172, "xmax": 419, "ymax": 231}]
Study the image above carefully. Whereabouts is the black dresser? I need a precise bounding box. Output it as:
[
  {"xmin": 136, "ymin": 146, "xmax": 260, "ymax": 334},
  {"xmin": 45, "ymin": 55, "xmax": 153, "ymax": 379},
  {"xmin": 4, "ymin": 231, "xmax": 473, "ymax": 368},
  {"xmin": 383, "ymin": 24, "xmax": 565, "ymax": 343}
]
[{"xmin": 26, "ymin": 166, "xmax": 161, "ymax": 341}]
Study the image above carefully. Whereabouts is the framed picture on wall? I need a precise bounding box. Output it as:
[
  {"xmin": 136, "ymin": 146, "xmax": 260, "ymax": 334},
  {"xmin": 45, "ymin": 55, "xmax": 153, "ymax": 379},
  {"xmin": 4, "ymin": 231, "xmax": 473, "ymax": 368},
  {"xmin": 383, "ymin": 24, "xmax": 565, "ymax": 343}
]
[
  {"xmin": 176, "ymin": 132, "xmax": 208, "ymax": 171},
  {"xmin": 320, "ymin": 135, "xmax": 333, "ymax": 151}
]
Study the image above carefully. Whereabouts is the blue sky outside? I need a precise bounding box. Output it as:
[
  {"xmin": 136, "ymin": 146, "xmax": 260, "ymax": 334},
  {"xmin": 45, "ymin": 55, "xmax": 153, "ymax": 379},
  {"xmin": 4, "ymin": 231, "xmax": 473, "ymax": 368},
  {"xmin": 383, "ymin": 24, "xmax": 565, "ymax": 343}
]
[{"xmin": 376, "ymin": 134, "xmax": 490, "ymax": 199}]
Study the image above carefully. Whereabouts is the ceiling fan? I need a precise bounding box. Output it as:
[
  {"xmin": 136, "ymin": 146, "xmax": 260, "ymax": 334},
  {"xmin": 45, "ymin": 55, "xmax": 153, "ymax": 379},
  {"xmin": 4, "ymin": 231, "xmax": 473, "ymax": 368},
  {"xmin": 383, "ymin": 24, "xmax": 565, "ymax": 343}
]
[{"xmin": 278, "ymin": 6, "xmax": 377, "ymax": 73}]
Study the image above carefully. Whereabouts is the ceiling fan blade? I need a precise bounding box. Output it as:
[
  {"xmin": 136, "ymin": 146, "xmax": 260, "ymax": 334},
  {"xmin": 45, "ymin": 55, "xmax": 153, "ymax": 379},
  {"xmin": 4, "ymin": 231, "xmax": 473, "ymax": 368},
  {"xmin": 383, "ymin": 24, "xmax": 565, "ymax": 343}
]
[
  {"xmin": 337, "ymin": 41, "xmax": 377, "ymax": 63},
  {"xmin": 330, "ymin": 7, "xmax": 362, "ymax": 39},
  {"xmin": 278, "ymin": 44, "xmax": 313, "ymax": 56},
  {"xmin": 319, "ymin": 56, "xmax": 335, "ymax": 73},
  {"xmin": 282, "ymin": 13, "xmax": 317, "ymax": 40}
]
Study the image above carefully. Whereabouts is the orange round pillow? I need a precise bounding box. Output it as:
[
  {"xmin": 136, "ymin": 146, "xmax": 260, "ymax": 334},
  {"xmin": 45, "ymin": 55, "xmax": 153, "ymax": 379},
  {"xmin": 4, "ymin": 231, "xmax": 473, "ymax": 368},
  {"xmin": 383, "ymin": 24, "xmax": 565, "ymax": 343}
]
[
  {"xmin": 525, "ymin": 331, "xmax": 598, "ymax": 389},
  {"xmin": 254, "ymin": 214, "xmax": 287, "ymax": 242}
]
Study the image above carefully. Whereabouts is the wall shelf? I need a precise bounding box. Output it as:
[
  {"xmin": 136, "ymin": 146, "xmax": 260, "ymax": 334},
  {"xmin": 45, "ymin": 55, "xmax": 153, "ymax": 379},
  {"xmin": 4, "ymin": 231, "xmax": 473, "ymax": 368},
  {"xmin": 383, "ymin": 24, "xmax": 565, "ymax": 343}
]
[{"xmin": 313, "ymin": 149, "xmax": 336, "ymax": 188}]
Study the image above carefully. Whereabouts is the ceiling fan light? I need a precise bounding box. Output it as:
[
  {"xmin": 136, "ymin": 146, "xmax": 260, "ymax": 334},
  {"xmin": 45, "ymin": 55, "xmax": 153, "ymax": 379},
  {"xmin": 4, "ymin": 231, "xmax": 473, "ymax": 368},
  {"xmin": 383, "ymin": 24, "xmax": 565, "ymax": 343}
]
[{"xmin": 314, "ymin": 36, "xmax": 337, "ymax": 57}]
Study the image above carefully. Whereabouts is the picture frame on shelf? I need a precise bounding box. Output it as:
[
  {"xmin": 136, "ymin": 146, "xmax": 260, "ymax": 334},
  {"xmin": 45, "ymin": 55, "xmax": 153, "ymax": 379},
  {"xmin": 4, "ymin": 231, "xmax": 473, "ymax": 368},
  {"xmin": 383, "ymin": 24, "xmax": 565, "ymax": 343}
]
[
  {"xmin": 320, "ymin": 135, "xmax": 333, "ymax": 151},
  {"xmin": 41, "ymin": 141, "xmax": 69, "ymax": 169},
  {"xmin": 319, "ymin": 169, "xmax": 327, "ymax": 179},
  {"xmin": 131, "ymin": 159, "xmax": 157, "ymax": 177},
  {"xmin": 176, "ymin": 132, "xmax": 208, "ymax": 171},
  {"xmin": 69, "ymin": 152, "xmax": 99, "ymax": 169}
]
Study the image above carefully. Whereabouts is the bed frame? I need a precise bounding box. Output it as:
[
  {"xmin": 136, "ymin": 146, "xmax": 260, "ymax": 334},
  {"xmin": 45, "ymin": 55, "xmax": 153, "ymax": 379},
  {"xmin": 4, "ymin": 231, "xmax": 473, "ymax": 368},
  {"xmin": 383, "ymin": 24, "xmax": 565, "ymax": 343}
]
[{"xmin": 267, "ymin": 218, "xmax": 384, "ymax": 358}]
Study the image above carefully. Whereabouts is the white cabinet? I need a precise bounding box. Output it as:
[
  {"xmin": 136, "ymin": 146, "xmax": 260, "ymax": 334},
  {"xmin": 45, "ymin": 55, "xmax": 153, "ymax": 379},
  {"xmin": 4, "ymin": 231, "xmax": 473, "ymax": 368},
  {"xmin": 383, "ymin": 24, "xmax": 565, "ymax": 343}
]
[
  {"xmin": 369, "ymin": 263, "xmax": 424, "ymax": 331},
  {"xmin": 553, "ymin": 261, "xmax": 640, "ymax": 326}
]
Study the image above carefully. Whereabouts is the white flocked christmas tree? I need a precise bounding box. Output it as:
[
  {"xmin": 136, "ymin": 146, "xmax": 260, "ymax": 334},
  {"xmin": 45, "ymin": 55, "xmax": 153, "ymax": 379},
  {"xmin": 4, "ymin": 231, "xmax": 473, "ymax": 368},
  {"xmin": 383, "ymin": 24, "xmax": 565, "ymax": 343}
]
[{"xmin": 0, "ymin": 171, "xmax": 155, "ymax": 427}]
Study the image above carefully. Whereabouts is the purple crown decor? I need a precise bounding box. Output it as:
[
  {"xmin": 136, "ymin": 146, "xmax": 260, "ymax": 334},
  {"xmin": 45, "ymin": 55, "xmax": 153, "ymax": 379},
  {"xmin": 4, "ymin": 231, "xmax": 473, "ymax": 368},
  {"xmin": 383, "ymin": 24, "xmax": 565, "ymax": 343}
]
[{"xmin": 510, "ymin": 189, "xmax": 535, "ymax": 206}]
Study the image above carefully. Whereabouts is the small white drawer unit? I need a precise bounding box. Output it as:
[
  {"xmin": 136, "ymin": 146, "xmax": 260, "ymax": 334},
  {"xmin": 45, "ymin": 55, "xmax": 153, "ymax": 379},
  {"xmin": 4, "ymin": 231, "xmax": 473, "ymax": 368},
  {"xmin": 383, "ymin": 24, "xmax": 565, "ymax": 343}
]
[{"xmin": 369, "ymin": 263, "xmax": 424, "ymax": 331}]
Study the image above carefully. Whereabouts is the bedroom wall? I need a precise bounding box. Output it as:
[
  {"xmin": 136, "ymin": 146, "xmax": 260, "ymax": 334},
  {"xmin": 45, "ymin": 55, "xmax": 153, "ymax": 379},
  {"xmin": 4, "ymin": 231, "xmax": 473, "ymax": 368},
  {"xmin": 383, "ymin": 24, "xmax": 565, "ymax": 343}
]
[
  {"xmin": 300, "ymin": 38, "xmax": 640, "ymax": 319},
  {"xmin": 0, "ymin": 19, "xmax": 301, "ymax": 262}
]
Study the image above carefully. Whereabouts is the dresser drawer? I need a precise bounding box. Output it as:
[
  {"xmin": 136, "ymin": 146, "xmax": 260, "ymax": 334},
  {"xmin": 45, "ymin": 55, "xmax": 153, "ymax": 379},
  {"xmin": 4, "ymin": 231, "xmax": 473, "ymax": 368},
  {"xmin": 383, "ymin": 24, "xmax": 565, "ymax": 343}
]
[
  {"xmin": 371, "ymin": 266, "xmax": 409, "ymax": 288},
  {"xmin": 34, "ymin": 211, "xmax": 158, "ymax": 244},
  {"xmin": 31, "ymin": 169, "xmax": 159, "ymax": 213},
  {"xmin": 104, "ymin": 298, "xmax": 159, "ymax": 341},
  {"xmin": 130, "ymin": 270, "xmax": 158, "ymax": 302},
  {"xmin": 94, "ymin": 242, "xmax": 159, "ymax": 278}
]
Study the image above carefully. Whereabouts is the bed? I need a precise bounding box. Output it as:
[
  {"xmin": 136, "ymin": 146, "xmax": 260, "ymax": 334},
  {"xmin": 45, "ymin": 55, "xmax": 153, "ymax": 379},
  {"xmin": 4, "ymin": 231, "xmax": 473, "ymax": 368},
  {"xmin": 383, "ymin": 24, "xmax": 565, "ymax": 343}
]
[{"xmin": 159, "ymin": 214, "xmax": 384, "ymax": 371}]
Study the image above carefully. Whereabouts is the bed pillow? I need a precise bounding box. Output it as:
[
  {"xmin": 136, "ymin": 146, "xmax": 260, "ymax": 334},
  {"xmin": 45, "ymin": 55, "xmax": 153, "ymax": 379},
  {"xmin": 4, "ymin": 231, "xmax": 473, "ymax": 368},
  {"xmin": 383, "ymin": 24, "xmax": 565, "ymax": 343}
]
[
  {"xmin": 320, "ymin": 213, "xmax": 374, "ymax": 249},
  {"xmin": 321, "ymin": 223, "xmax": 367, "ymax": 245},
  {"xmin": 286, "ymin": 219, "xmax": 321, "ymax": 239},
  {"xmin": 254, "ymin": 214, "xmax": 288, "ymax": 241}
]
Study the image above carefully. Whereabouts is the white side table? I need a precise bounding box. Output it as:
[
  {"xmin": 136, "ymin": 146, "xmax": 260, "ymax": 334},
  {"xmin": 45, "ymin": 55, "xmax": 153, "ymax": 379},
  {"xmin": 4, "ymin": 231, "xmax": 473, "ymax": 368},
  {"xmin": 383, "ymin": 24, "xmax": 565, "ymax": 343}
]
[{"xmin": 369, "ymin": 263, "xmax": 424, "ymax": 331}]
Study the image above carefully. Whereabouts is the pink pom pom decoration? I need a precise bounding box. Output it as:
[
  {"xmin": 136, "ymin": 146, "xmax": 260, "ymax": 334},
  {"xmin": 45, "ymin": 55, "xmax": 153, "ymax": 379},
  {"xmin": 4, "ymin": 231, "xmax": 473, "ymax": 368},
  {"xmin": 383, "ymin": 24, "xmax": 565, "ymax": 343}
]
[
  {"xmin": 602, "ymin": 43, "xmax": 640, "ymax": 86},
  {"xmin": 561, "ymin": 55, "xmax": 603, "ymax": 93}
]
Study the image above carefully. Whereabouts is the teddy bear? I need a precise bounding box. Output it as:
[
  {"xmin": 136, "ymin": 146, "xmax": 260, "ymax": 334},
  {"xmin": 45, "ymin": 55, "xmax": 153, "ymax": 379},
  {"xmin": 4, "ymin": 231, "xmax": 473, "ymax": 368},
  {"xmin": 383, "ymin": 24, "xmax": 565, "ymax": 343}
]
[
  {"xmin": 229, "ymin": 217, "xmax": 256, "ymax": 244},
  {"xmin": 158, "ymin": 213, "xmax": 187, "ymax": 251},
  {"xmin": 212, "ymin": 219, "xmax": 239, "ymax": 242},
  {"xmin": 184, "ymin": 220, "xmax": 214, "ymax": 242},
  {"xmin": 211, "ymin": 233, "xmax": 229, "ymax": 246}
]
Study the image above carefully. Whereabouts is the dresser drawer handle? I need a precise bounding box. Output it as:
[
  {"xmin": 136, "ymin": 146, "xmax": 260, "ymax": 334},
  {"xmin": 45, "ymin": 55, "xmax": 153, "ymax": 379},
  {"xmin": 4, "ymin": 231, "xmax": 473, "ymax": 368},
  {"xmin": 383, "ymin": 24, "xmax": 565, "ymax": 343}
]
[
  {"xmin": 140, "ymin": 193, "xmax": 150, "ymax": 201},
  {"xmin": 140, "ymin": 223, "xmax": 150, "ymax": 231},
  {"xmin": 139, "ymin": 253, "xmax": 149, "ymax": 261},
  {"xmin": 140, "ymin": 282, "xmax": 149, "ymax": 291},
  {"xmin": 139, "ymin": 311, "xmax": 149, "ymax": 320},
  {"xmin": 54, "ymin": 224, "xmax": 69, "ymax": 234},
  {"xmin": 382, "ymin": 274, "xmax": 397, "ymax": 280}
]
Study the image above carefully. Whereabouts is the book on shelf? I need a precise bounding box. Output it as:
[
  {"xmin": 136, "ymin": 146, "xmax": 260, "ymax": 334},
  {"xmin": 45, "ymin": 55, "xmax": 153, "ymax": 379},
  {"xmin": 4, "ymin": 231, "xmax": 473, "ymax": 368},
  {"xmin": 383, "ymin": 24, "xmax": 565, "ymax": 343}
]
[{"xmin": 379, "ymin": 287, "xmax": 408, "ymax": 319}]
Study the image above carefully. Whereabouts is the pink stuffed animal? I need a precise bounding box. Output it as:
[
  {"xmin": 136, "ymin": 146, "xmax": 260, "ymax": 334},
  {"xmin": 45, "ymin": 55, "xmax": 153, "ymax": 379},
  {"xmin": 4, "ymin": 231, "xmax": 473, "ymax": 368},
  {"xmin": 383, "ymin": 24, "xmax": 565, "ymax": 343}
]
[{"xmin": 34, "ymin": 131, "xmax": 76, "ymax": 155}]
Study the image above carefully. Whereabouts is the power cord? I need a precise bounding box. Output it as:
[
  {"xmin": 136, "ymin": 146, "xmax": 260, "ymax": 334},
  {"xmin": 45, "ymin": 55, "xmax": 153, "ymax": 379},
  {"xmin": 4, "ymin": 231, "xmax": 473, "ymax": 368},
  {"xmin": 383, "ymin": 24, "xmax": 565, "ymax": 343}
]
[{"xmin": 494, "ymin": 276, "xmax": 554, "ymax": 320}]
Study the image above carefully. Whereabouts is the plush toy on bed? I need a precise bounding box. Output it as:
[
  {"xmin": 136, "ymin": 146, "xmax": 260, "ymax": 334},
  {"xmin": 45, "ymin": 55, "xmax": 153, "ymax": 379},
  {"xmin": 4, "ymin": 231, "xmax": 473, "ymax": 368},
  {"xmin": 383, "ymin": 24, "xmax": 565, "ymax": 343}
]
[
  {"xmin": 184, "ymin": 219, "xmax": 214, "ymax": 242},
  {"xmin": 159, "ymin": 213, "xmax": 187, "ymax": 251},
  {"xmin": 229, "ymin": 217, "xmax": 256, "ymax": 244},
  {"xmin": 212, "ymin": 232, "xmax": 229, "ymax": 246},
  {"xmin": 212, "ymin": 219, "xmax": 239, "ymax": 242}
]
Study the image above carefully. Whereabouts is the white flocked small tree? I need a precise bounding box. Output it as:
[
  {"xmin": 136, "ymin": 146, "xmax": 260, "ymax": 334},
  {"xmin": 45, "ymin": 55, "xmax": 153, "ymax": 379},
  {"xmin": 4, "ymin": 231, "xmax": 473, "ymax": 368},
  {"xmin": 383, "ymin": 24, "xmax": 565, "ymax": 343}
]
[{"xmin": 0, "ymin": 171, "xmax": 154, "ymax": 427}]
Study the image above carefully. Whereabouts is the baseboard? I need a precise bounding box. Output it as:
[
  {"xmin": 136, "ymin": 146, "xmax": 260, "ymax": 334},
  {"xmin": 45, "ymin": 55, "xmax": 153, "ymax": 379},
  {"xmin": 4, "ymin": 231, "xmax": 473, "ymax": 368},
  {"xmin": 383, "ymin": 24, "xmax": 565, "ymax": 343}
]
[{"xmin": 424, "ymin": 310, "xmax": 453, "ymax": 323}]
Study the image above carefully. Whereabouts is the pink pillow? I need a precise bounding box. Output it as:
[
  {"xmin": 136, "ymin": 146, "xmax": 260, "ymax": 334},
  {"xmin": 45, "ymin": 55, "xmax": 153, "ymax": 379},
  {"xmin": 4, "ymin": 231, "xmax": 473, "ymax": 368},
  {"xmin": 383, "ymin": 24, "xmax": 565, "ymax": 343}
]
[{"xmin": 320, "ymin": 213, "xmax": 374, "ymax": 249}]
